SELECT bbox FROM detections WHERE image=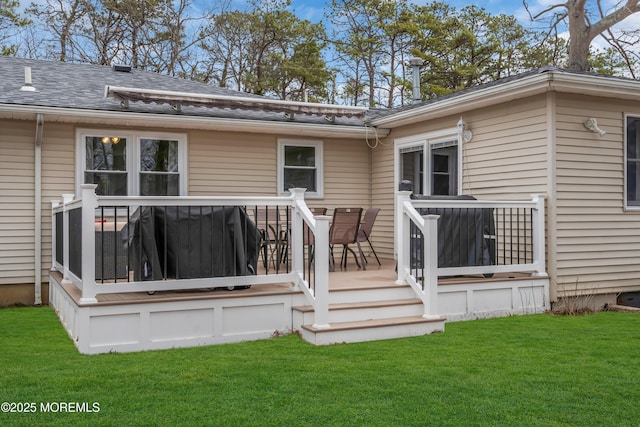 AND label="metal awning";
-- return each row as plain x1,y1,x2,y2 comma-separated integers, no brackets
105,86,368,119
